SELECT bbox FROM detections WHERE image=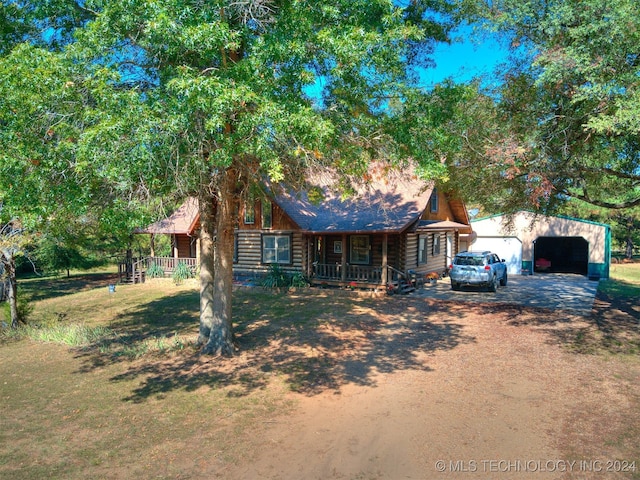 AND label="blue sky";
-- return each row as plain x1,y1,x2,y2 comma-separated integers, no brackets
419,25,512,88
304,25,513,101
